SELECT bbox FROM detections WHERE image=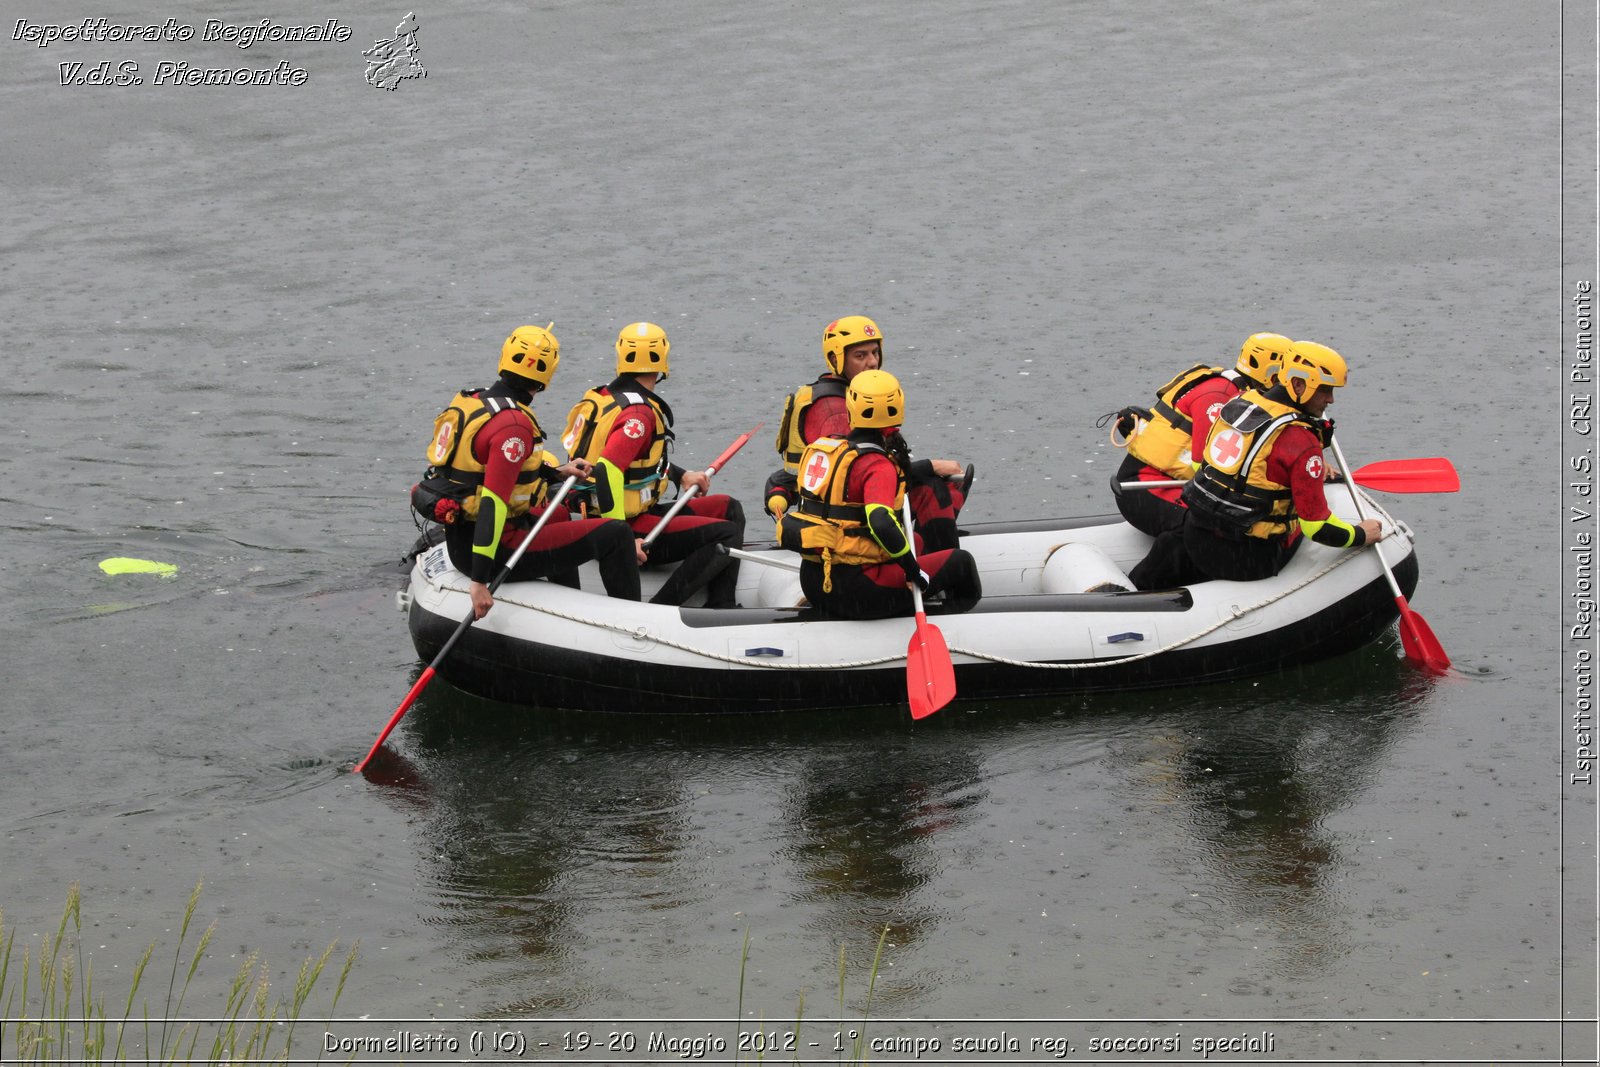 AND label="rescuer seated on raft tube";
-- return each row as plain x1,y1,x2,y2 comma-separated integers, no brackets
1108,331,1294,538
411,324,646,618
561,322,747,608
1126,340,1385,591
764,315,973,552
779,369,982,620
